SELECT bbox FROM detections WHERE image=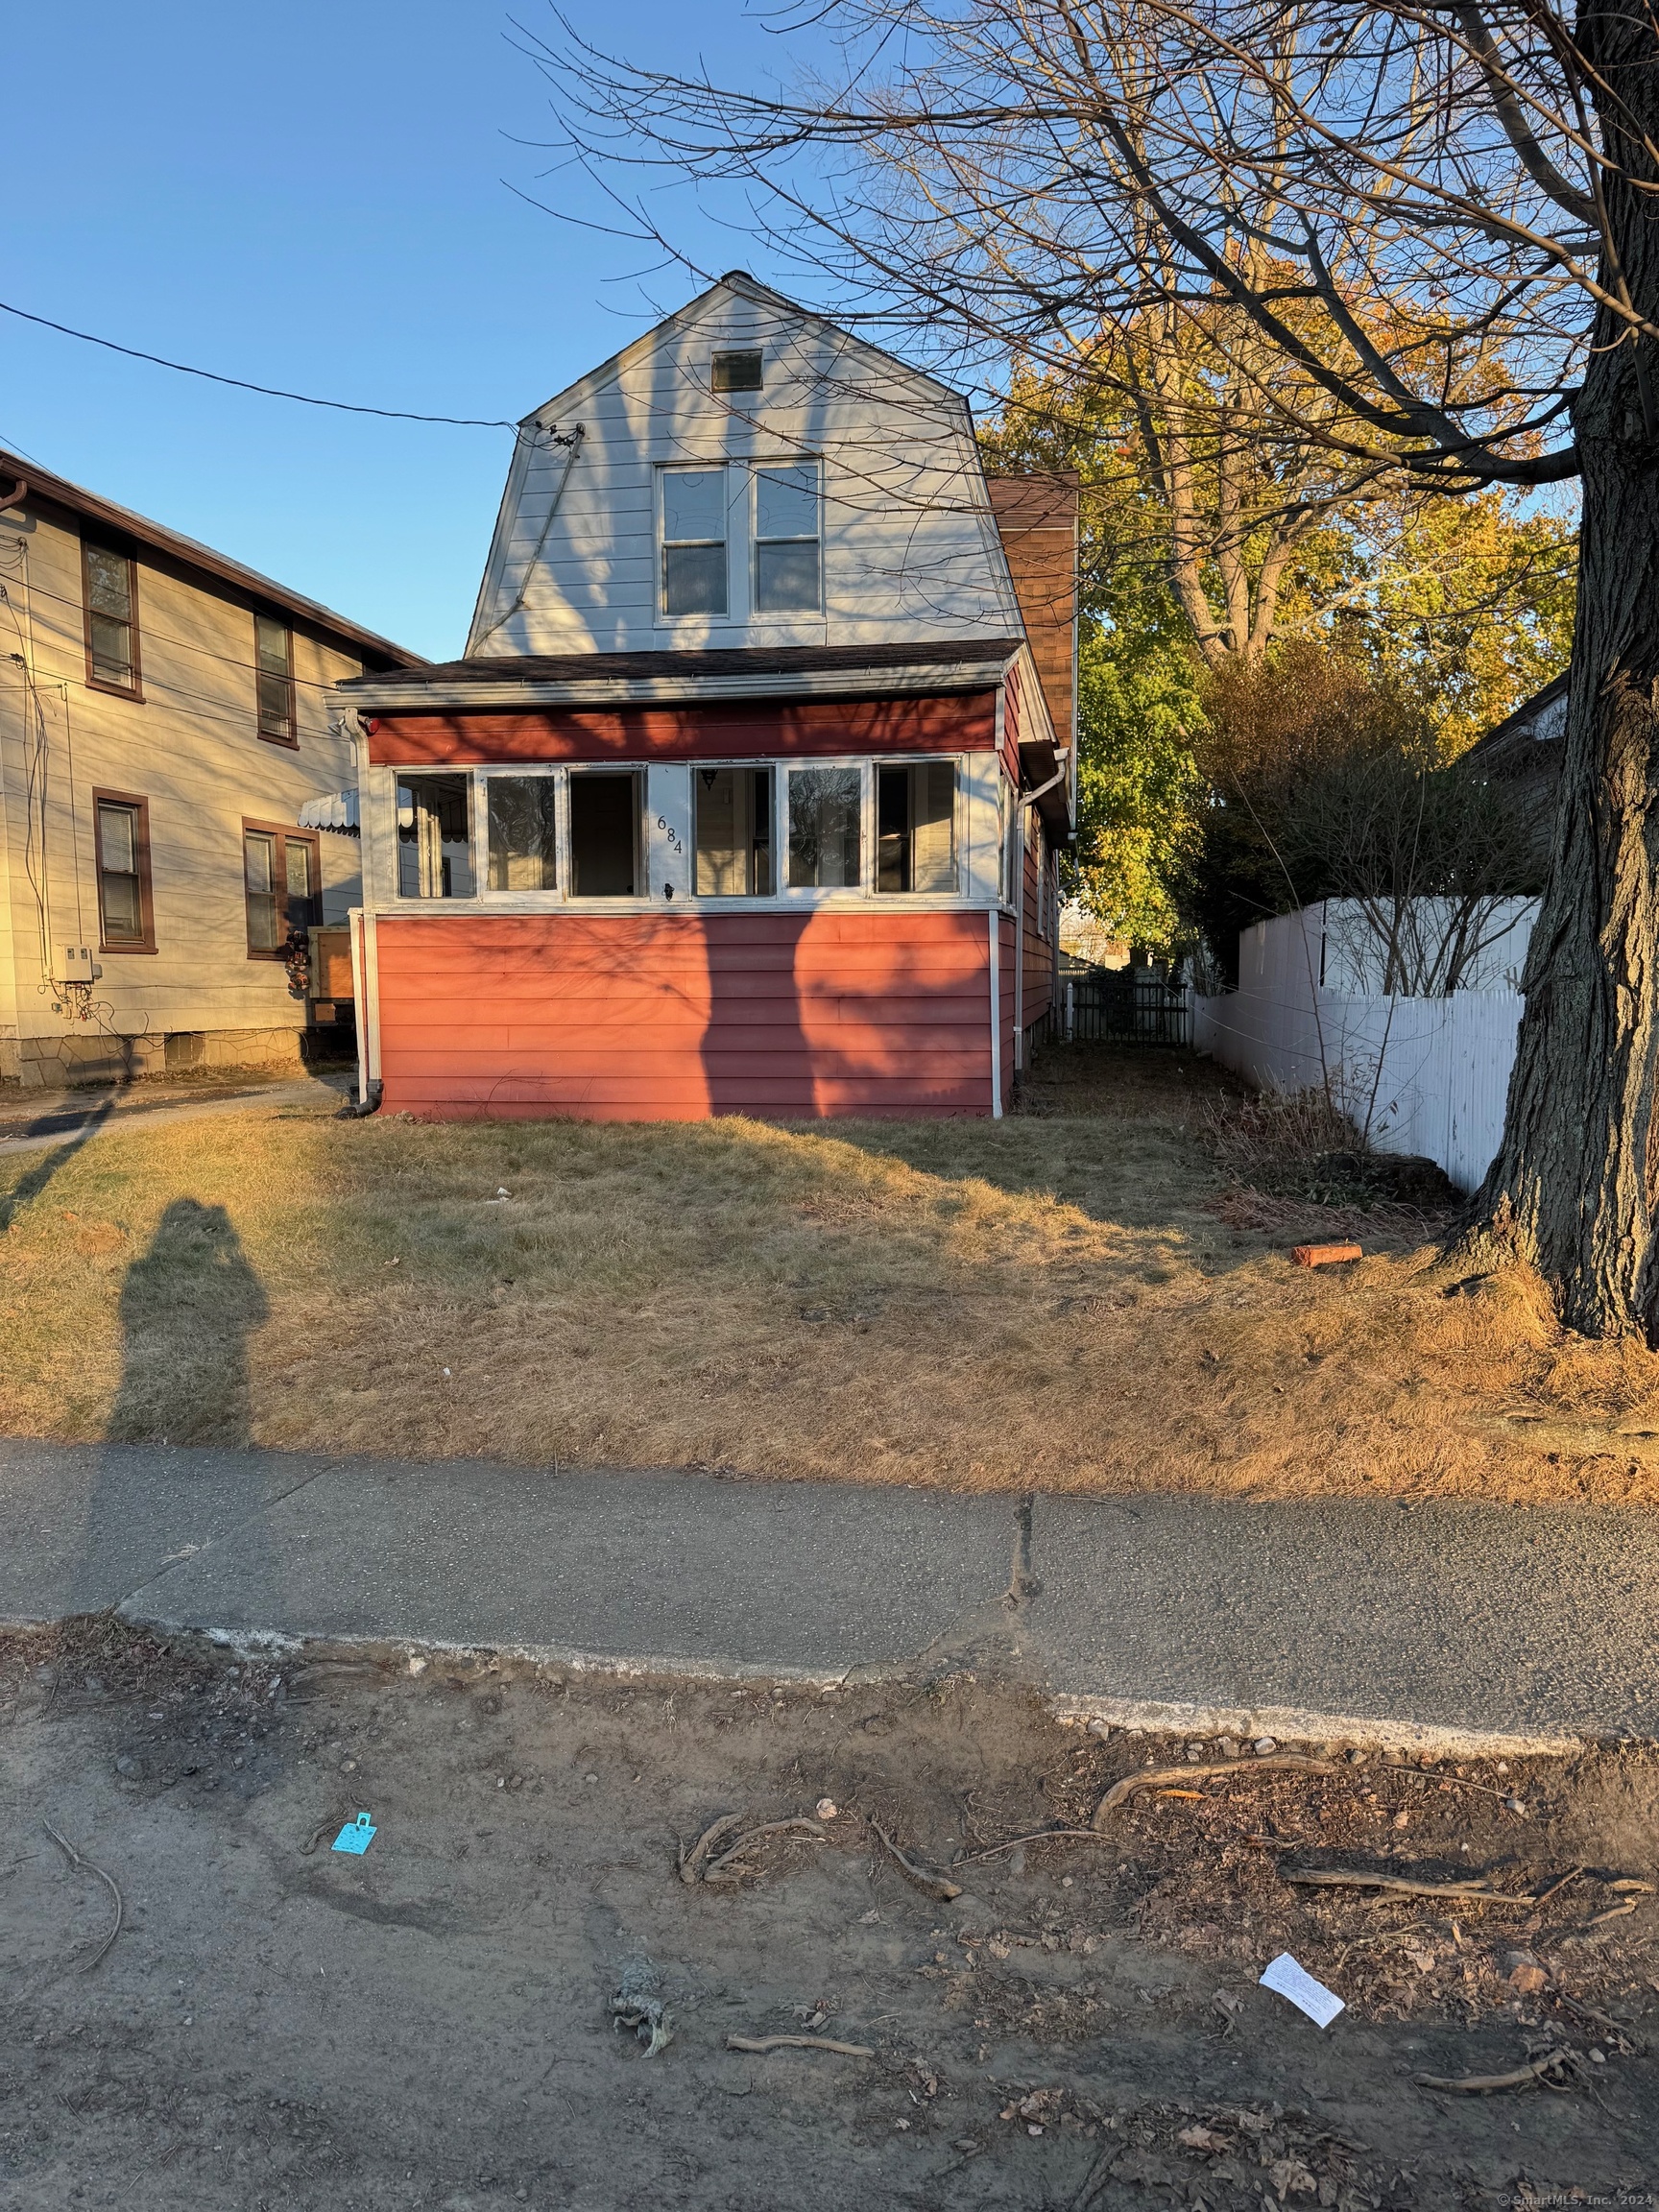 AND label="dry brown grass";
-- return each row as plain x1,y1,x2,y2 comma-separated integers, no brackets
3,1048,1659,1503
